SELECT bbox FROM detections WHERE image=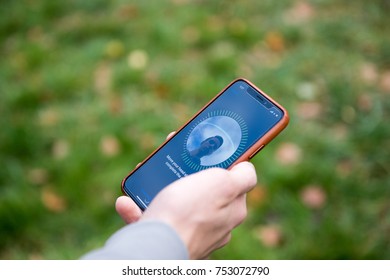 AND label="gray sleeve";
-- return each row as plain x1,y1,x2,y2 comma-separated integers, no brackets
81,220,189,260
